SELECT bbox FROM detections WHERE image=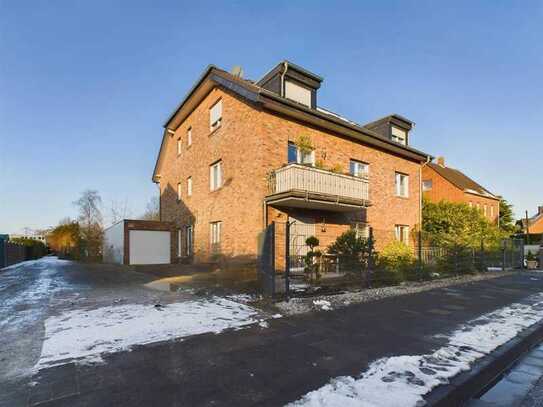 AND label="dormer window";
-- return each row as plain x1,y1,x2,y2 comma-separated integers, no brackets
391,126,407,145
284,80,311,107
